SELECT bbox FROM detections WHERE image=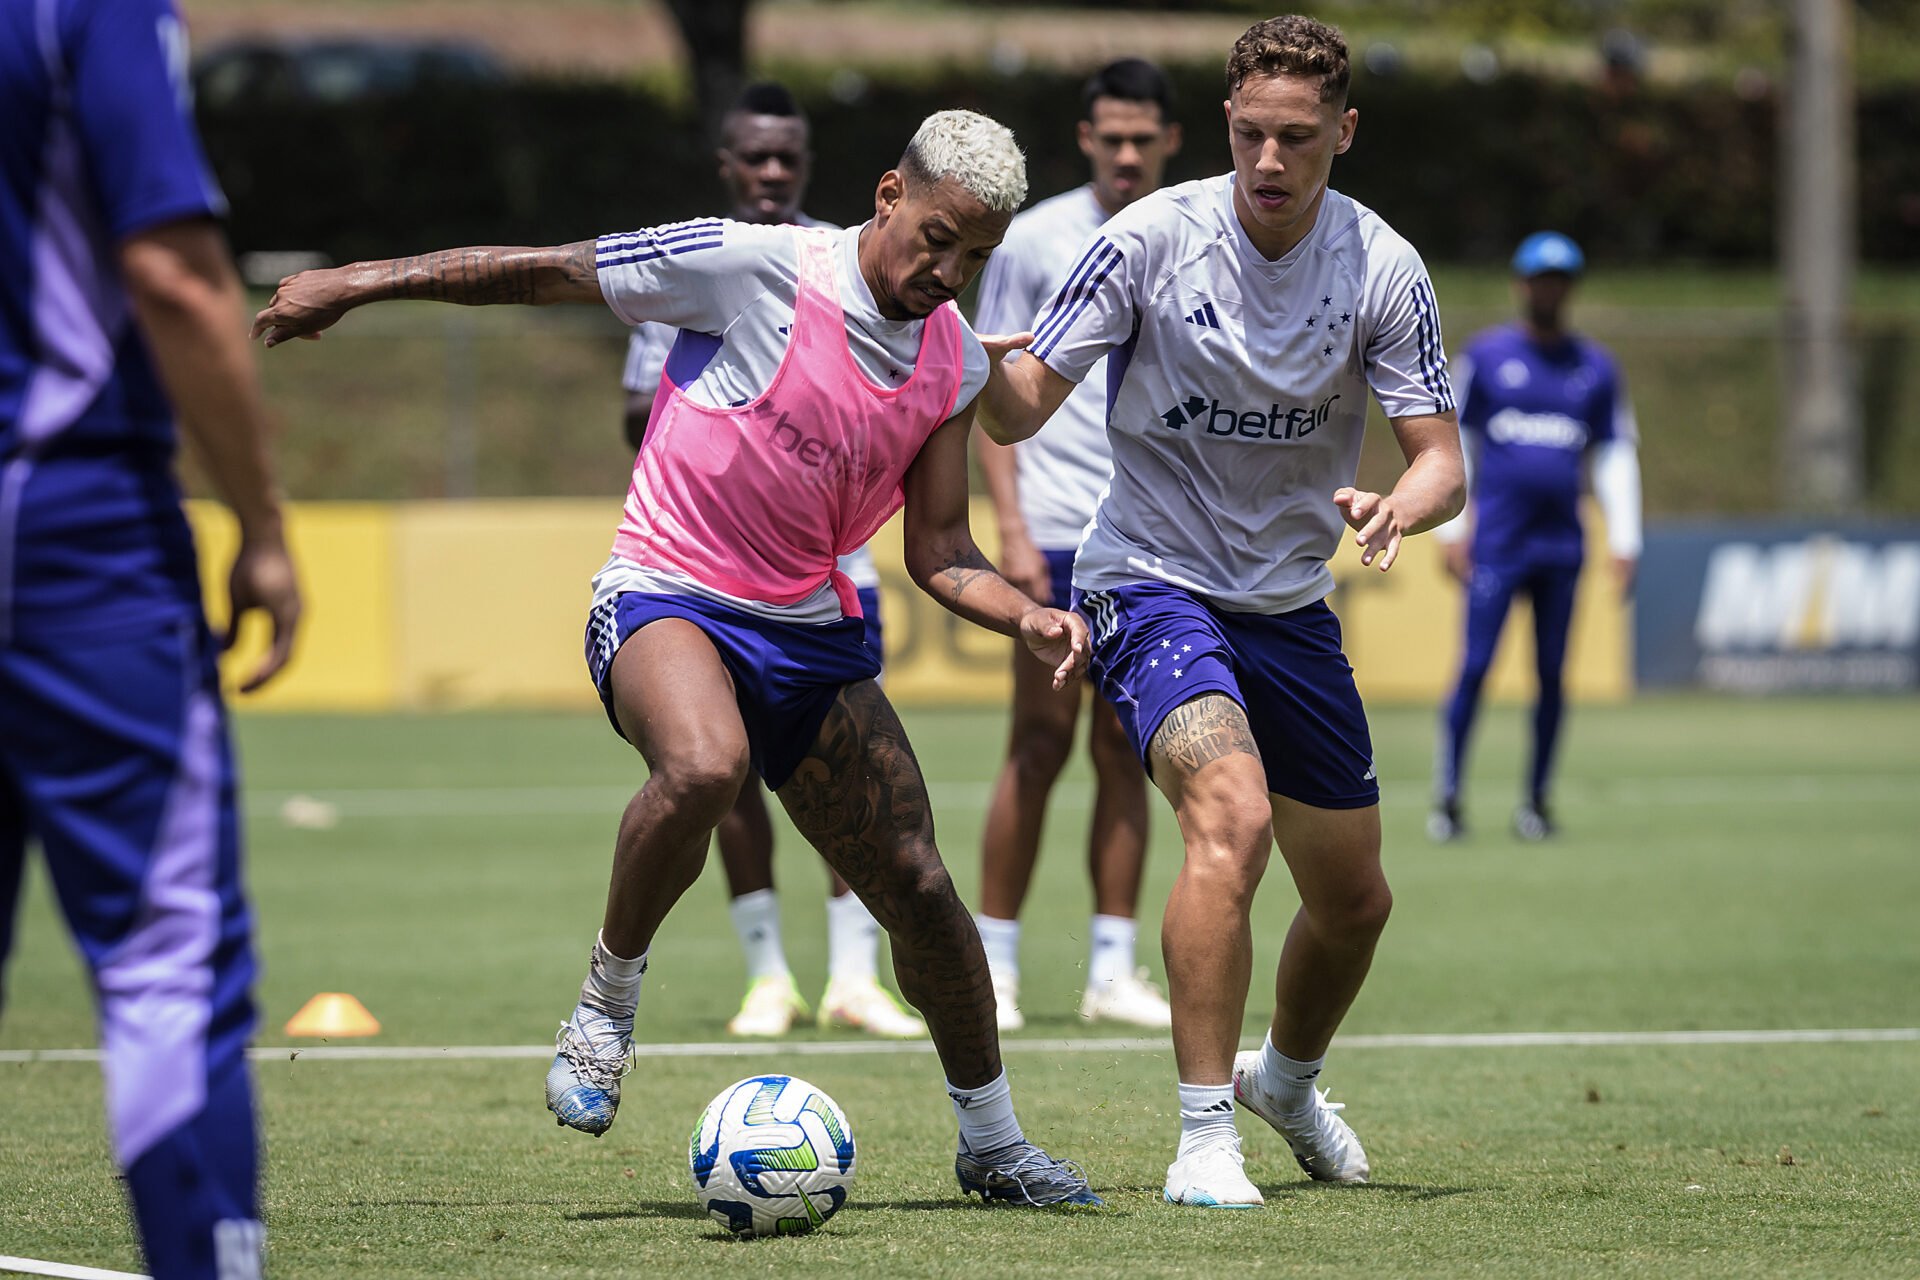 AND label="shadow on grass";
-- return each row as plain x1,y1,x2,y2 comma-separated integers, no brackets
1254,1181,1482,1202
862,1197,1123,1215
570,1201,705,1221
